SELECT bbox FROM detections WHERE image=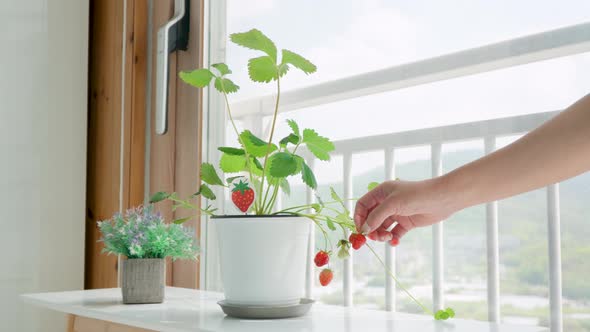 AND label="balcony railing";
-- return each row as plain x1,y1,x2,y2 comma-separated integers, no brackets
204,21,590,332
